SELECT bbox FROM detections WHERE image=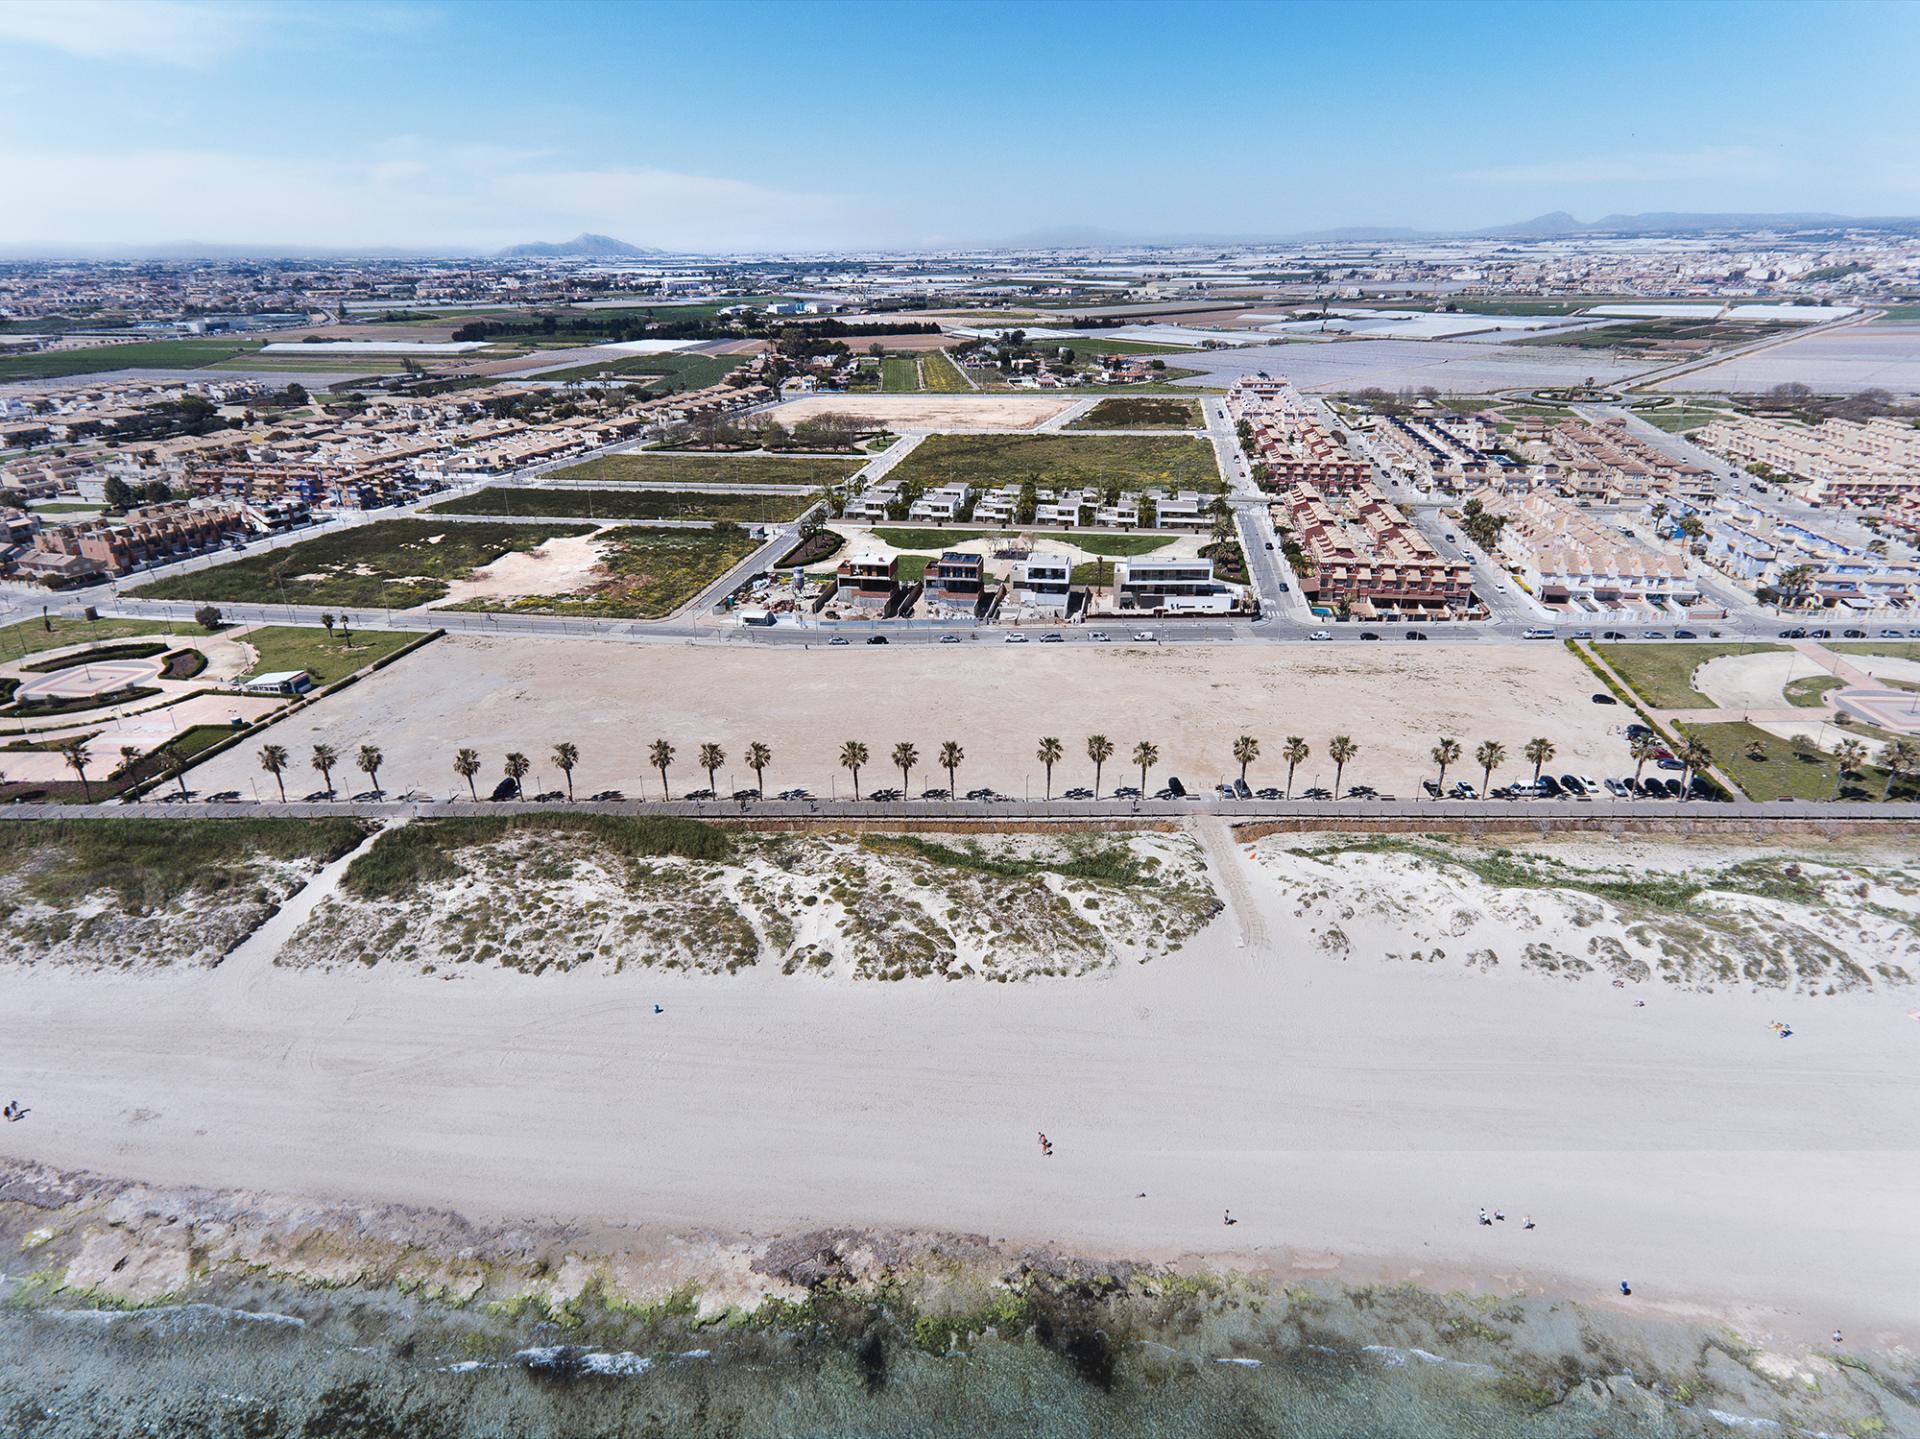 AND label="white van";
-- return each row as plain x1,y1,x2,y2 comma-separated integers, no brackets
1131,630,1156,642
1522,627,1554,640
